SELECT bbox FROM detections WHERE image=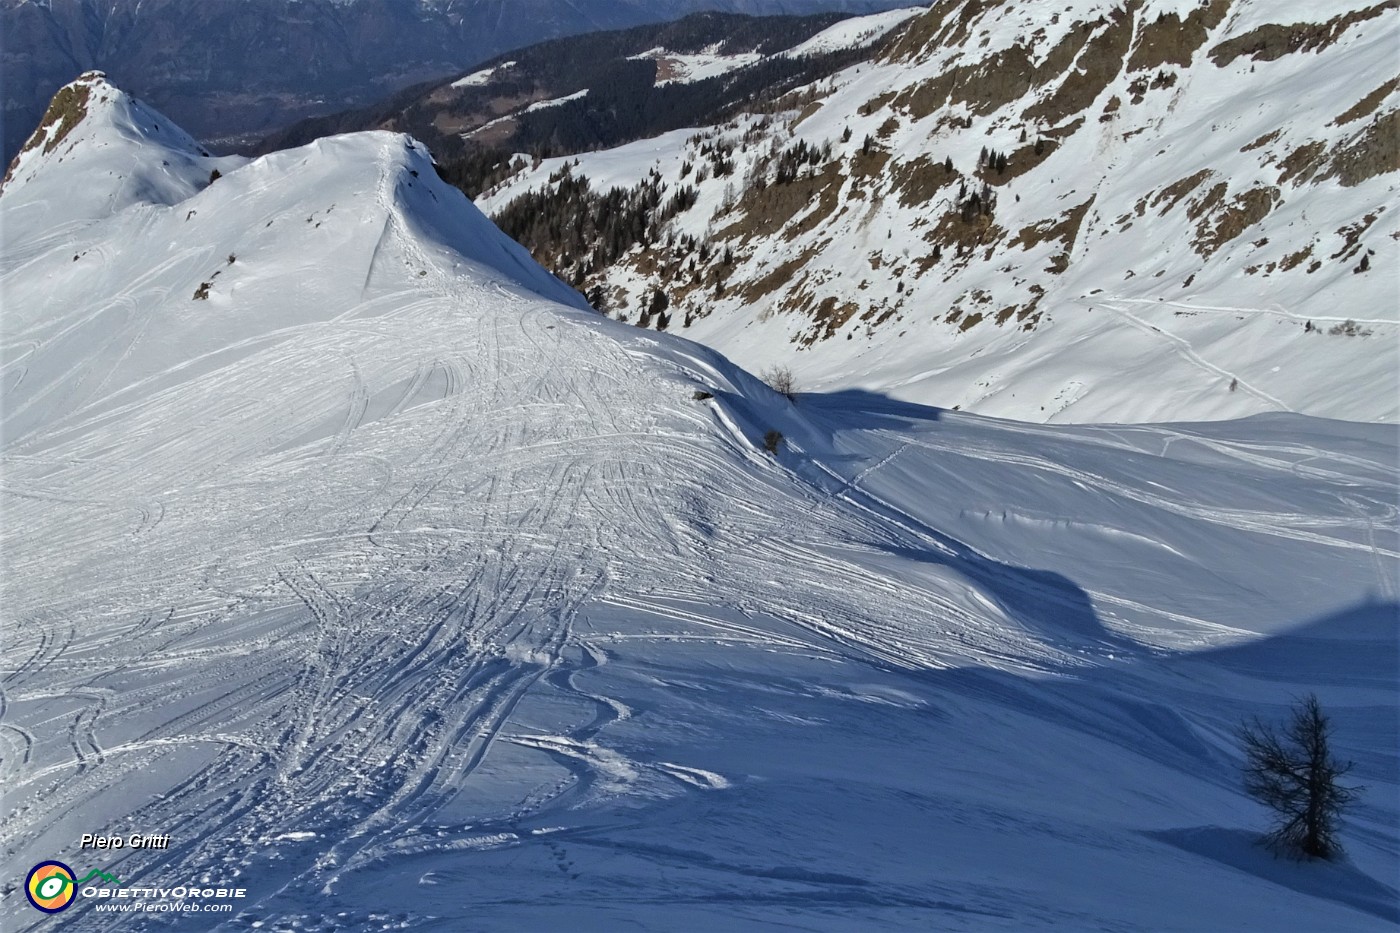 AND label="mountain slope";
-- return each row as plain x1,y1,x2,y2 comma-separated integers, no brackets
1,77,1396,931
473,0,1398,424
